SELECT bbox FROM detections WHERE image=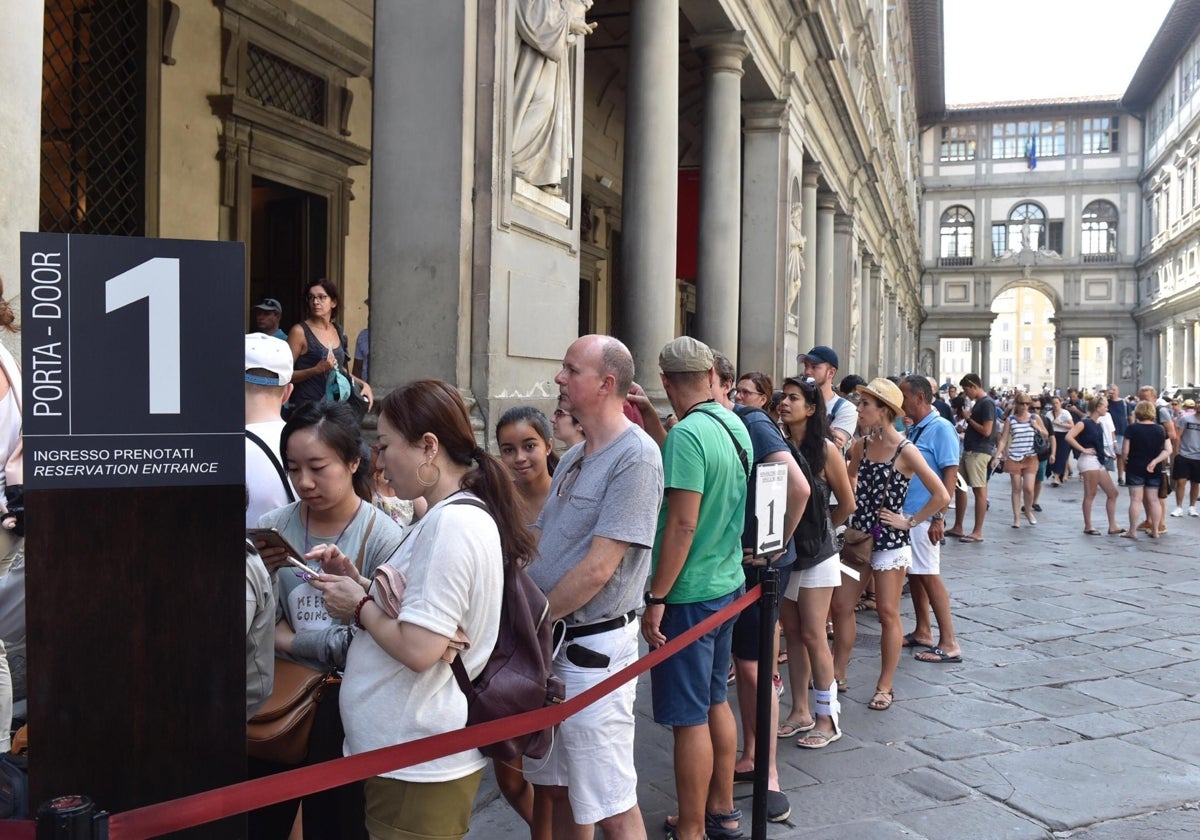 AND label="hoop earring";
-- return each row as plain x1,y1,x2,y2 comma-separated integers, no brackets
416,459,440,488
